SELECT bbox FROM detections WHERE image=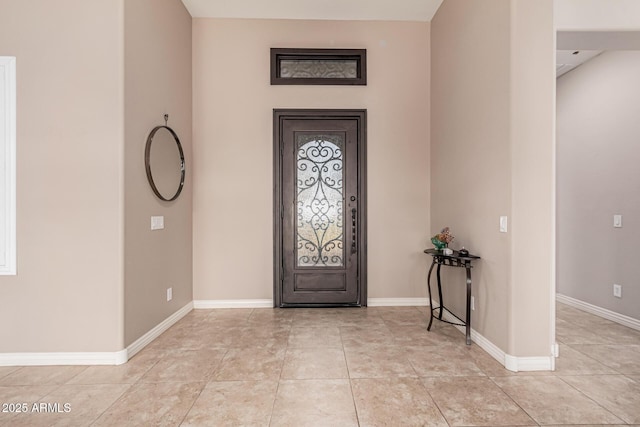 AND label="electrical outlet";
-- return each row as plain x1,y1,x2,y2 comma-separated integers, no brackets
167,287,173,301
471,296,475,311
613,284,622,298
